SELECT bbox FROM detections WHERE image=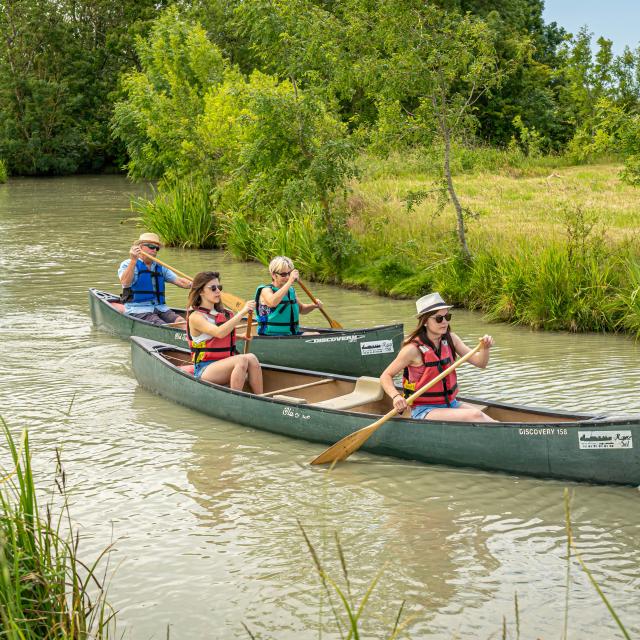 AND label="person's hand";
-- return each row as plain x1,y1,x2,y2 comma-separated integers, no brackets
242,300,257,316
288,269,299,283
129,244,141,260
392,394,407,413
480,334,494,349
314,298,323,309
